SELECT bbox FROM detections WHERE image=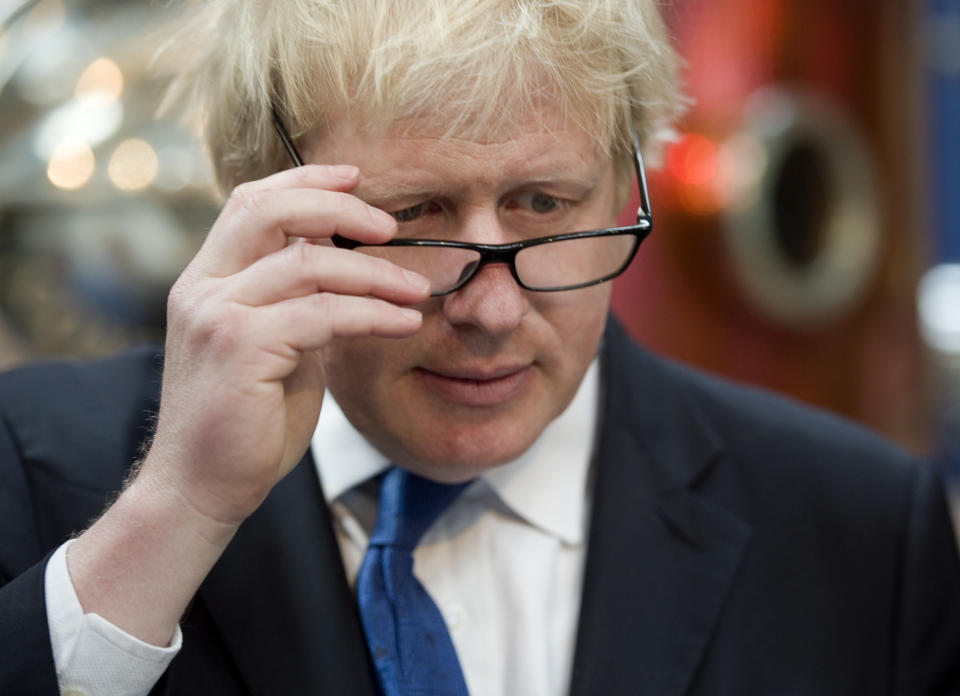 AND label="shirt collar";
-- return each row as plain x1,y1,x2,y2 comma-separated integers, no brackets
311,359,599,546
